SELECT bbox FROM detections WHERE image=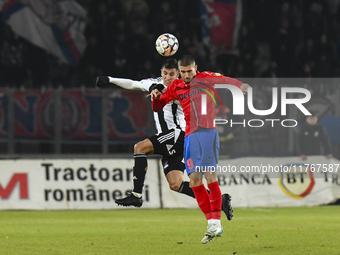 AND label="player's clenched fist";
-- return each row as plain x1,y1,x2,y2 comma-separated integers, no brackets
96,76,110,88
240,83,250,94
148,89,162,100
